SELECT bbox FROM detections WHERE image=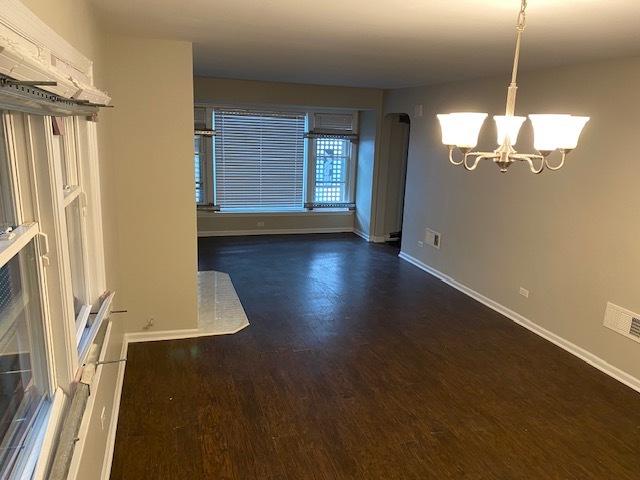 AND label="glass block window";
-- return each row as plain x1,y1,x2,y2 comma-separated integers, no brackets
313,138,351,203
194,136,203,204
